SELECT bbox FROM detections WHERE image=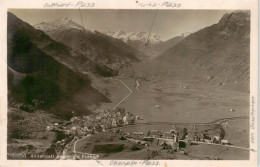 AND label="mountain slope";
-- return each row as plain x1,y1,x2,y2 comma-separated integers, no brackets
8,12,110,119
153,11,250,91
139,34,186,59
35,18,145,70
